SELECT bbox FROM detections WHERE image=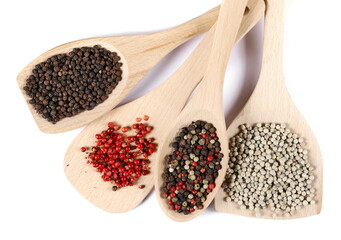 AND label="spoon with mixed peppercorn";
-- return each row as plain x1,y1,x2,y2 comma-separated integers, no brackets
64,0,264,213
17,6,222,134
155,0,251,221
215,0,323,219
